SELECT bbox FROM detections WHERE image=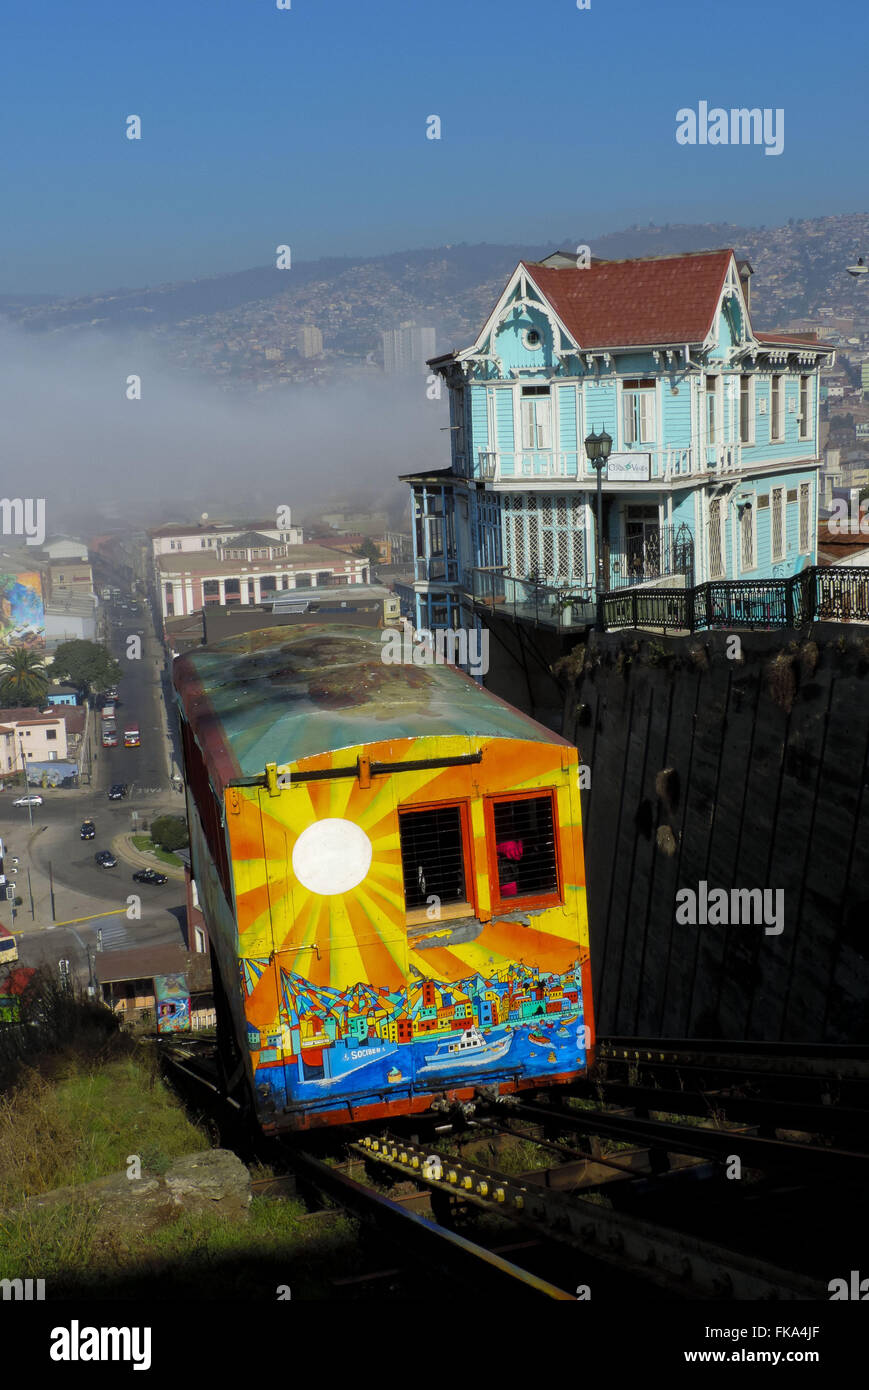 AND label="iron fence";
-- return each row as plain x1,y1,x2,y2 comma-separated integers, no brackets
599,565,869,633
